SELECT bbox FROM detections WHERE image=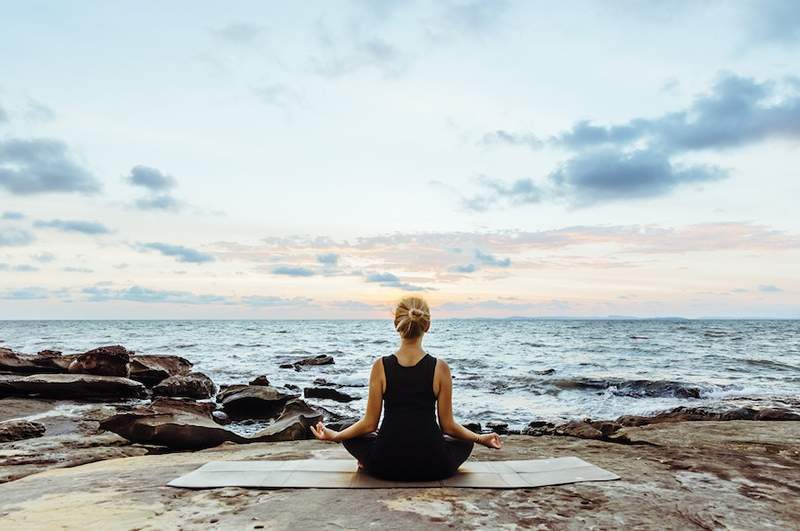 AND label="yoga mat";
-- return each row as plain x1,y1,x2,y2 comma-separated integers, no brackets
168,457,619,489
